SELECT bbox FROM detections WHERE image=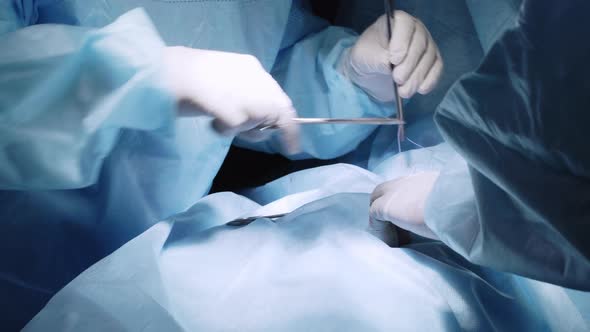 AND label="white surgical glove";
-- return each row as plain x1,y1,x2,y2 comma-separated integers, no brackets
162,46,299,154
370,171,440,239
341,11,443,102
